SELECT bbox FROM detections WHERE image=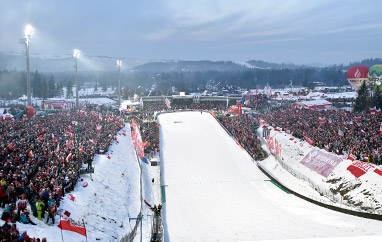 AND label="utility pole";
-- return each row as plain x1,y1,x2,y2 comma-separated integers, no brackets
73,49,80,110
20,24,34,106
116,60,122,108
